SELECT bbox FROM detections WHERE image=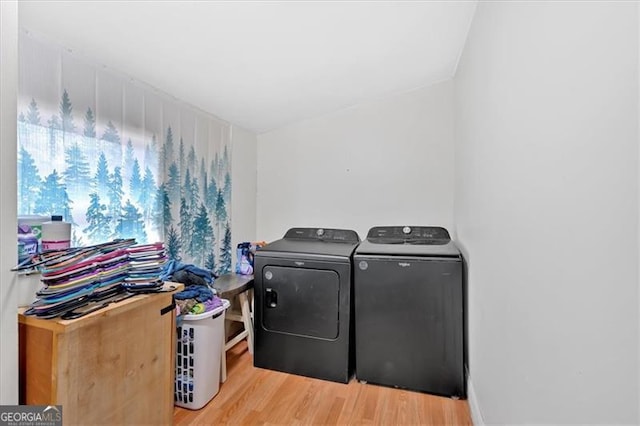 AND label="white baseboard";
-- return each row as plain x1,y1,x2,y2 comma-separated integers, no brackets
467,373,485,426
